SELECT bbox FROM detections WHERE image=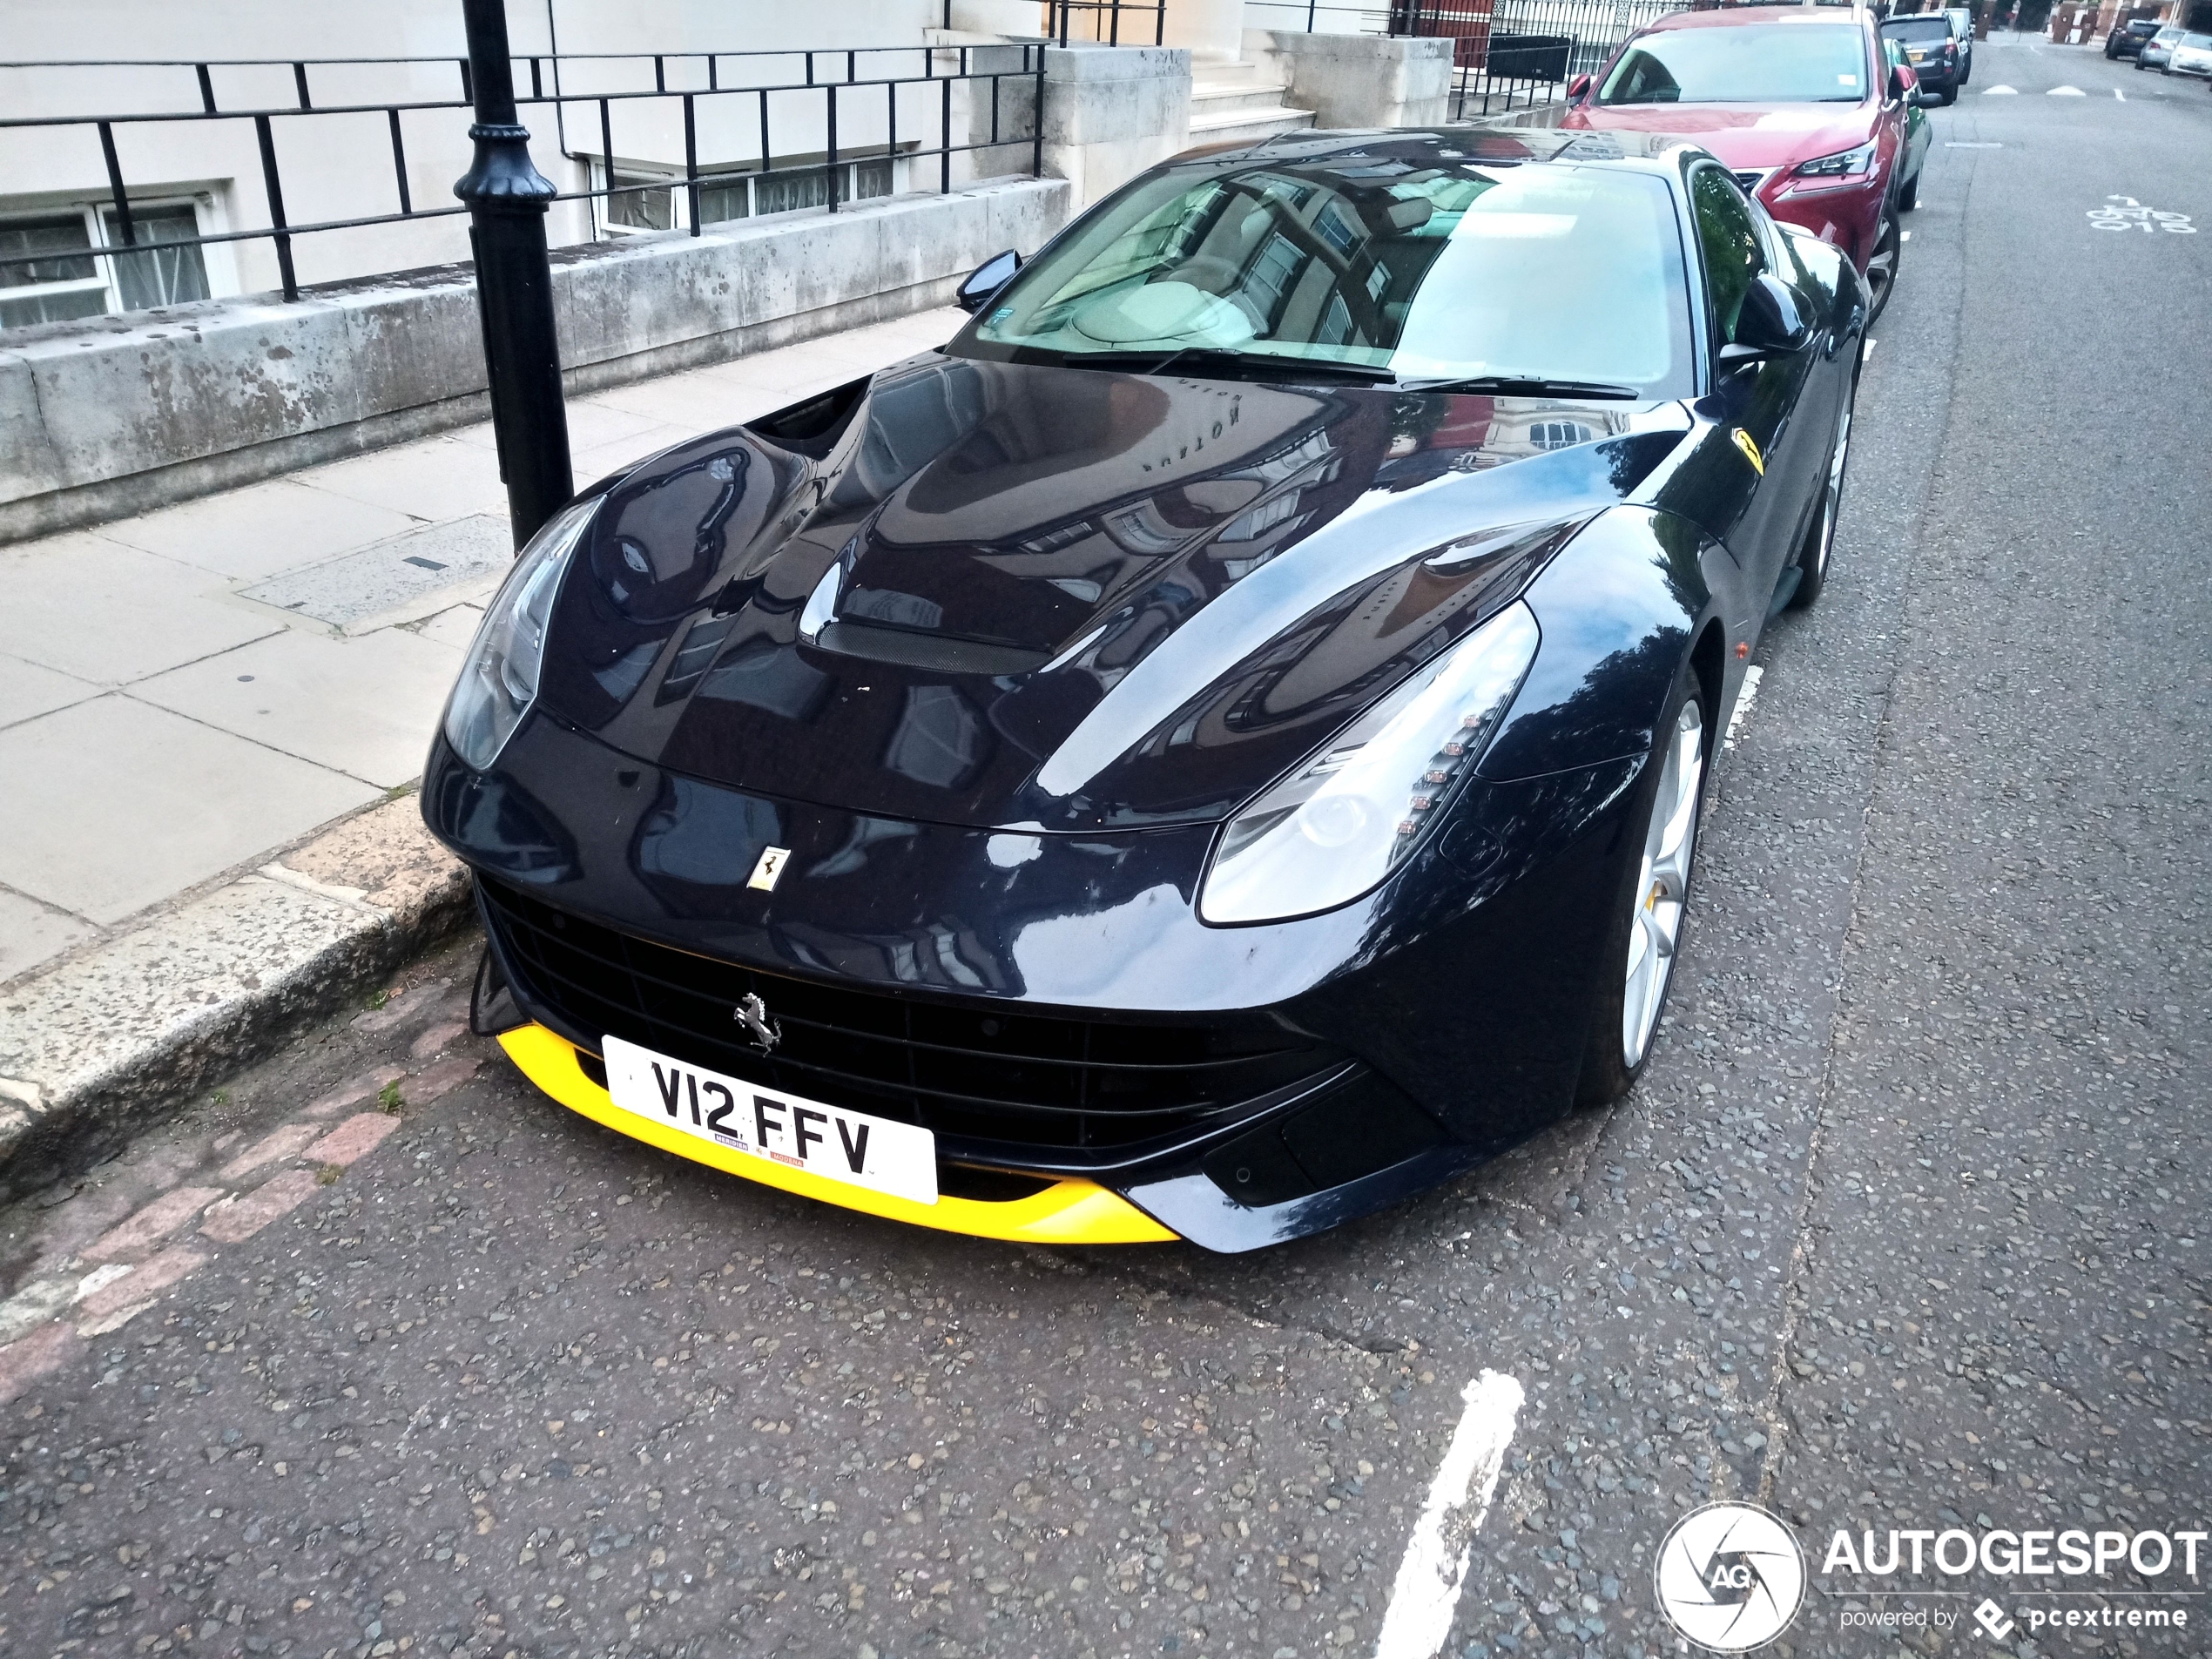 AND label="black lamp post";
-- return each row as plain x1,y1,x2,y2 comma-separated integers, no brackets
454,0,574,550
